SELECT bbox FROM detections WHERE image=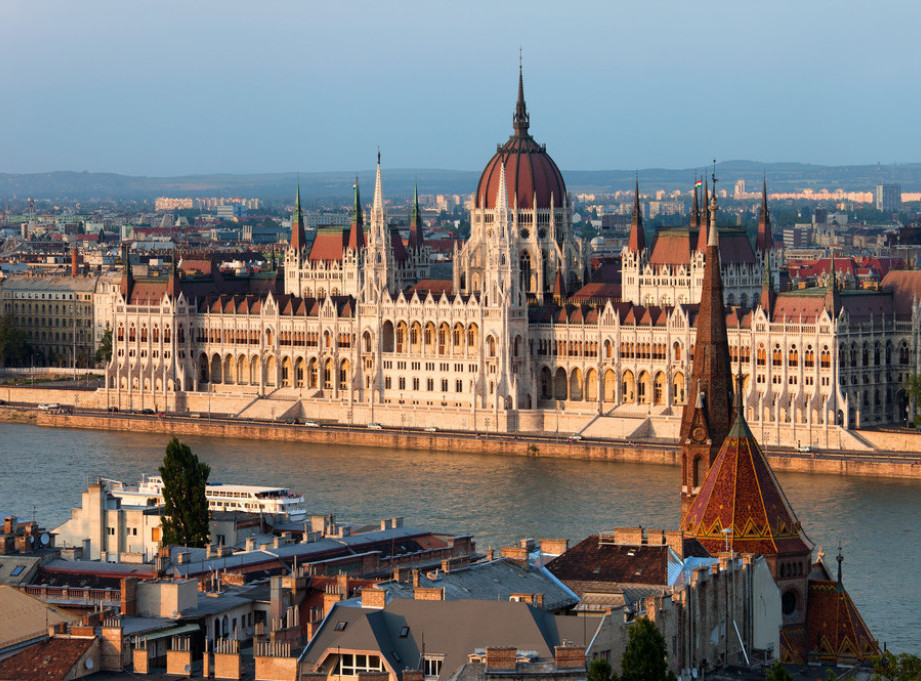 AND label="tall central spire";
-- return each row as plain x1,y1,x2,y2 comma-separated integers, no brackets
513,53,530,137
680,168,734,519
